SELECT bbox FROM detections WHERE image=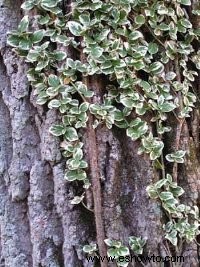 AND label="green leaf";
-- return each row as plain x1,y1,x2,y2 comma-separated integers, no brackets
179,0,191,5
96,28,110,42
159,23,170,31
49,124,66,136
79,102,89,112
36,97,48,105
115,121,129,128
140,81,151,91
165,230,178,246
174,150,186,158
126,121,148,141
45,29,56,36
135,15,145,25
114,110,124,121
118,246,129,256
65,127,78,141
180,18,192,28
148,43,158,54
129,236,146,255
112,240,122,248
68,21,83,36
164,221,174,233
19,39,31,50
160,192,174,201
48,75,60,87
166,174,173,183
41,0,60,8
71,195,84,205
146,185,159,199
67,58,76,69
21,1,35,10
149,62,164,75
27,50,39,62
170,186,185,197
117,260,129,267
42,5,62,14
129,31,143,41
74,148,83,161
65,169,87,181
154,178,168,189
79,13,90,26
120,97,135,108
46,87,59,97
55,35,70,45
38,15,50,25
48,99,61,109
90,46,104,58
136,104,147,116
83,244,97,253
104,239,114,247
79,160,88,168
32,30,45,43
67,158,80,170
133,61,145,70
107,248,118,258
126,125,148,141
35,59,49,71
83,90,94,98
166,150,186,163
90,2,102,10
18,16,29,32
54,51,67,61
89,104,101,114
159,102,176,112
165,72,176,81
7,35,20,47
